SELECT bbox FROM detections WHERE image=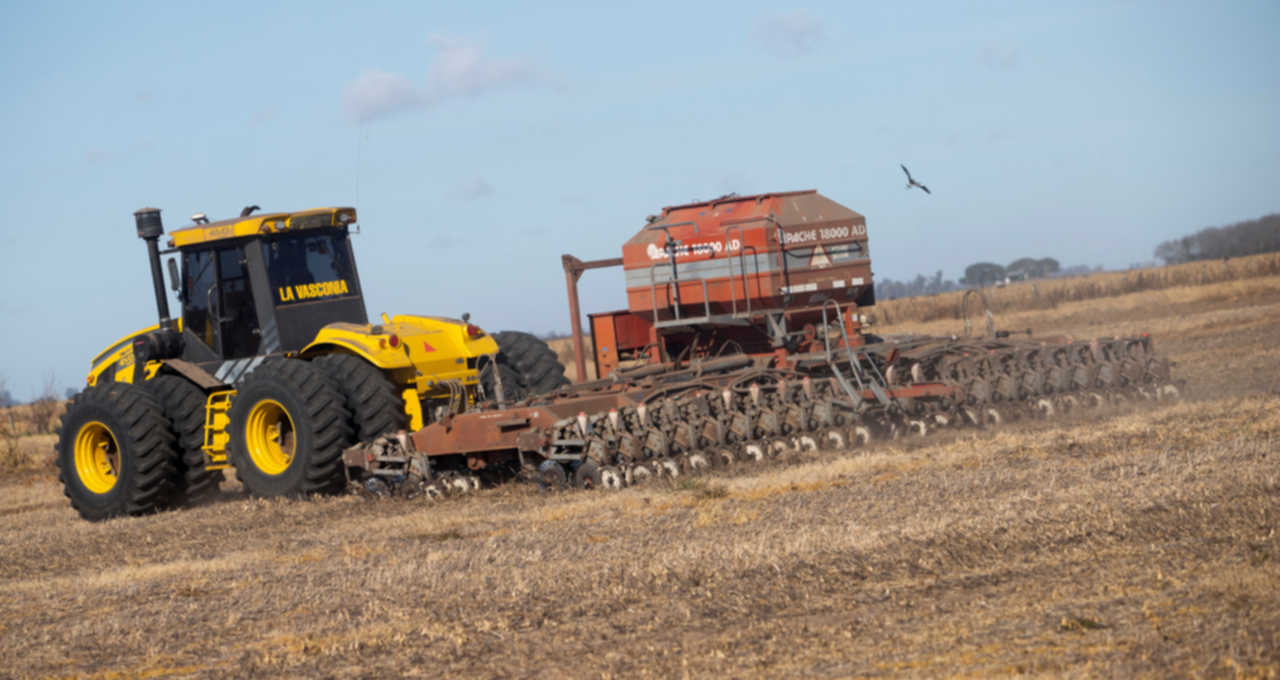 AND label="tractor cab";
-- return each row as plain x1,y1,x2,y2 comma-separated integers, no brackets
164,208,366,371
167,208,366,365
